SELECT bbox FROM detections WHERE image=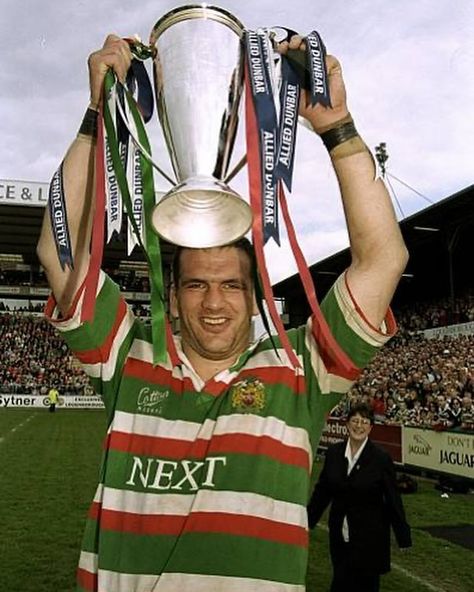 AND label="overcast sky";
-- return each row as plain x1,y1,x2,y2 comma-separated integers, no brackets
1,0,473,283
